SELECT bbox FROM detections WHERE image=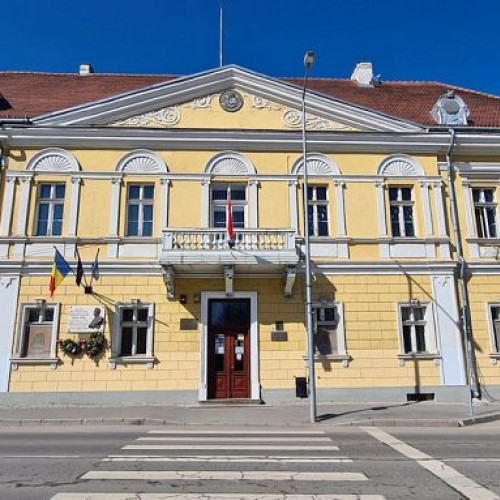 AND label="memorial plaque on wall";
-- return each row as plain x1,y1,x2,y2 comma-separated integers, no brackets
180,318,198,331
68,306,106,333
